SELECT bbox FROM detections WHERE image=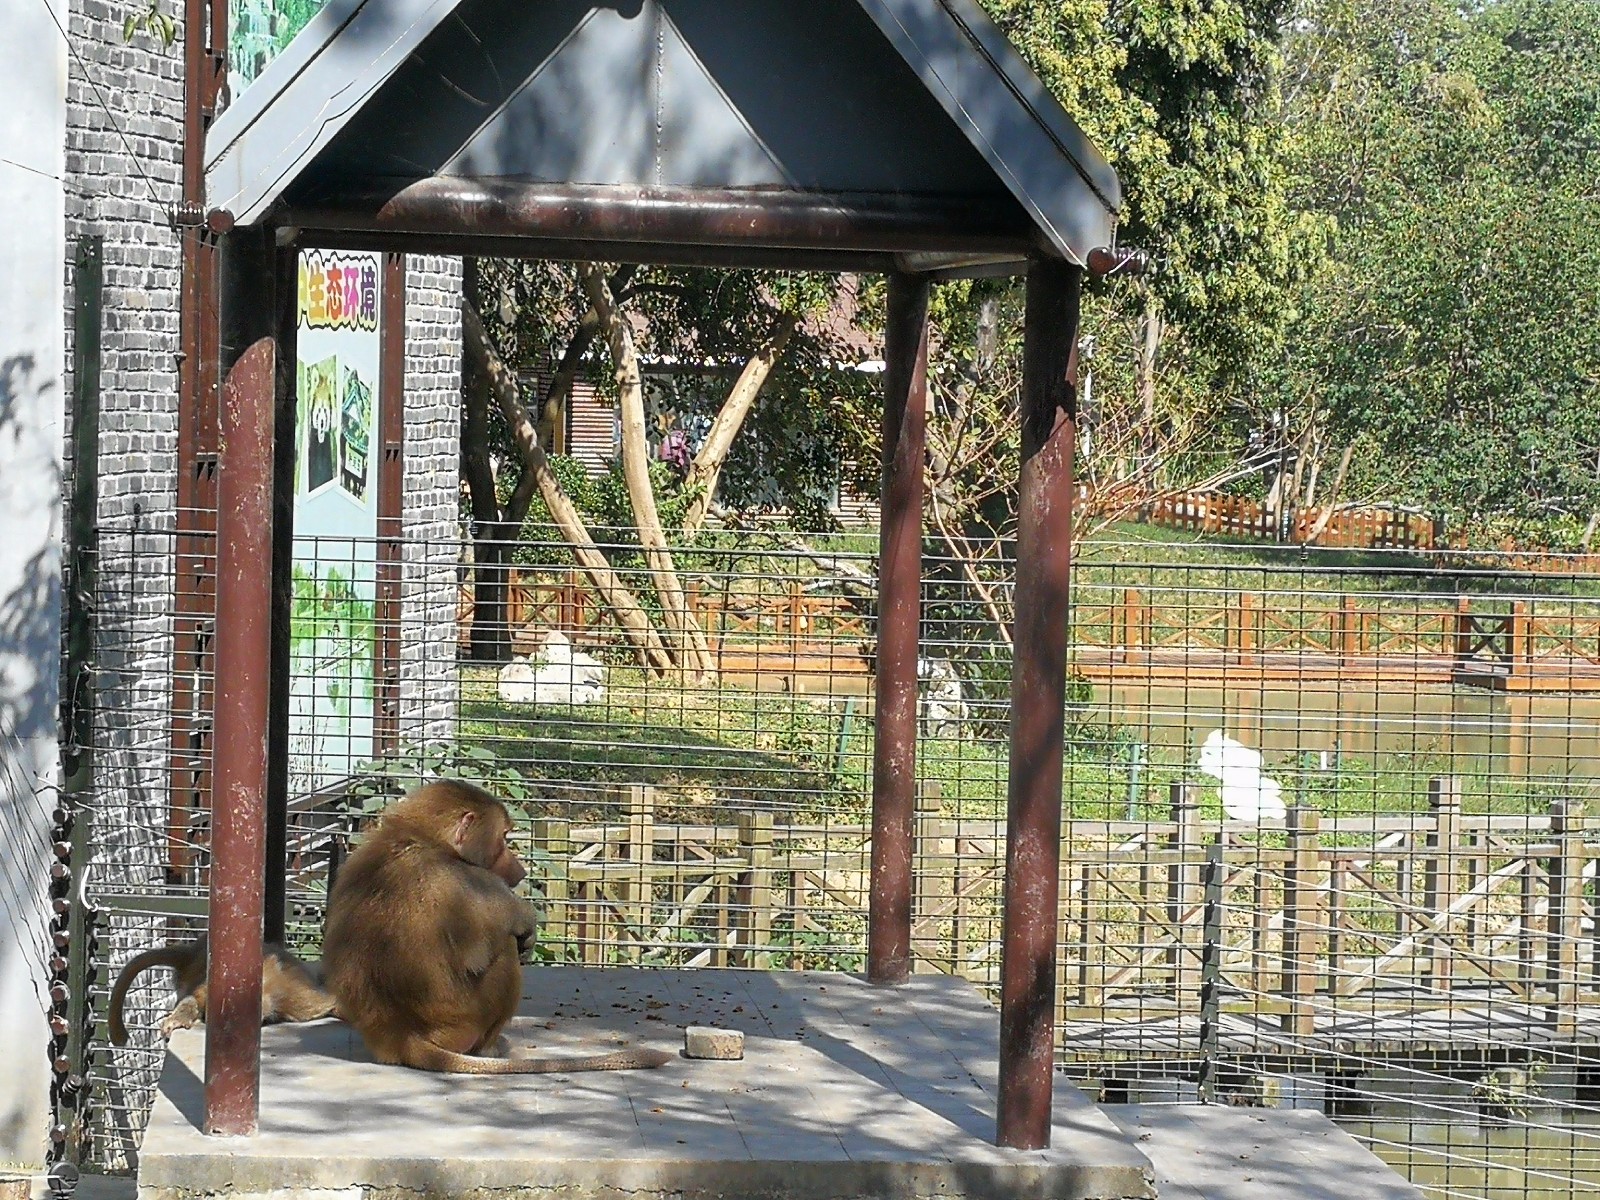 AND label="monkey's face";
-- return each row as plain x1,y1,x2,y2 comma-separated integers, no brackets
485,821,528,889
454,806,528,889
